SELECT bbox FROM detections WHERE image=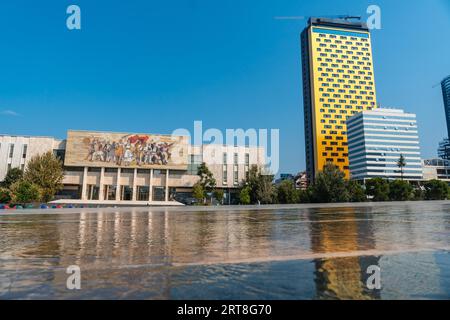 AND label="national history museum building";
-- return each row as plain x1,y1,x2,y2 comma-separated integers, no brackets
0,130,266,206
